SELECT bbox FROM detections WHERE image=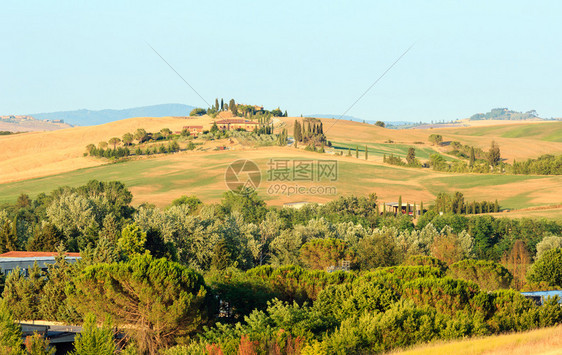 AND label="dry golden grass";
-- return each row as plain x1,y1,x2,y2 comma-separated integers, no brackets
391,325,562,355
280,117,562,162
0,116,211,183
455,119,548,127
2,116,559,185
1,116,561,211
